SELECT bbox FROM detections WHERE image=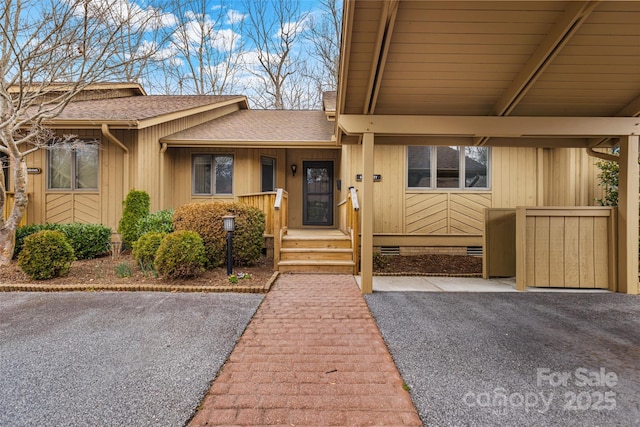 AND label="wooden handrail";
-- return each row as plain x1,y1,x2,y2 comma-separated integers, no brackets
350,187,359,211
274,188,284,210
237,189,288,271
338,187,360,274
